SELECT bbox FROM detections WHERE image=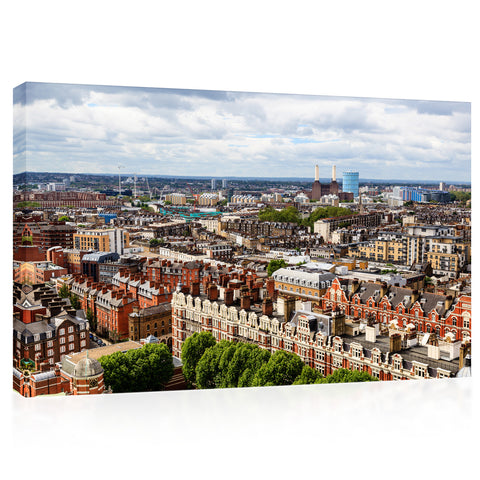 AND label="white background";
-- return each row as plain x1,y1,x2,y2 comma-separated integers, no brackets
1,1,477,478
